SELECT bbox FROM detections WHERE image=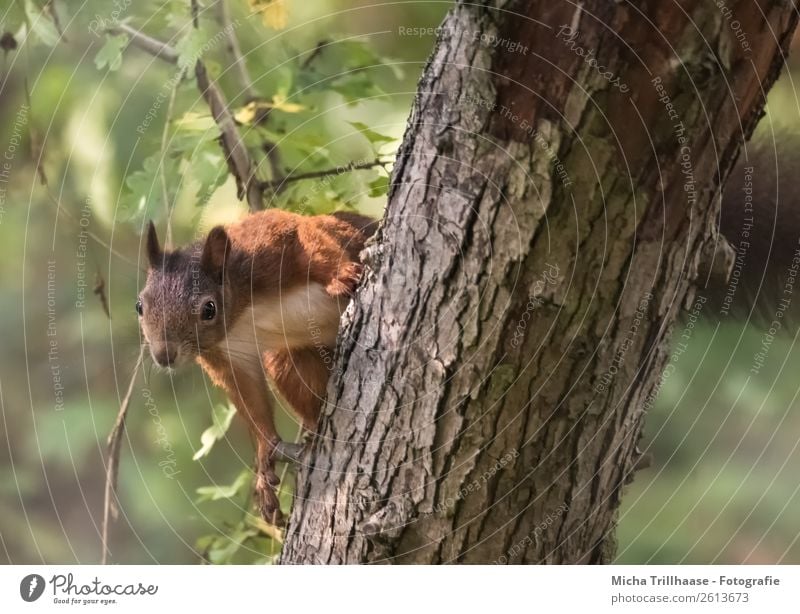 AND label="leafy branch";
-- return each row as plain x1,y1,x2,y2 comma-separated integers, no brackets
260,157,394,190
106,19,264,211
